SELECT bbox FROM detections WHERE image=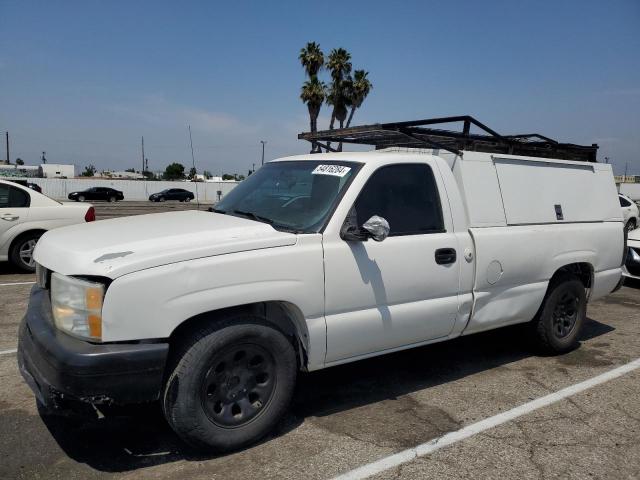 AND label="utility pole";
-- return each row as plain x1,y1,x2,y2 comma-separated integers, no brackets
5,132,9,164
625,161,629,181
141,136,145,174
260,140,267,166
41,151,46,164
